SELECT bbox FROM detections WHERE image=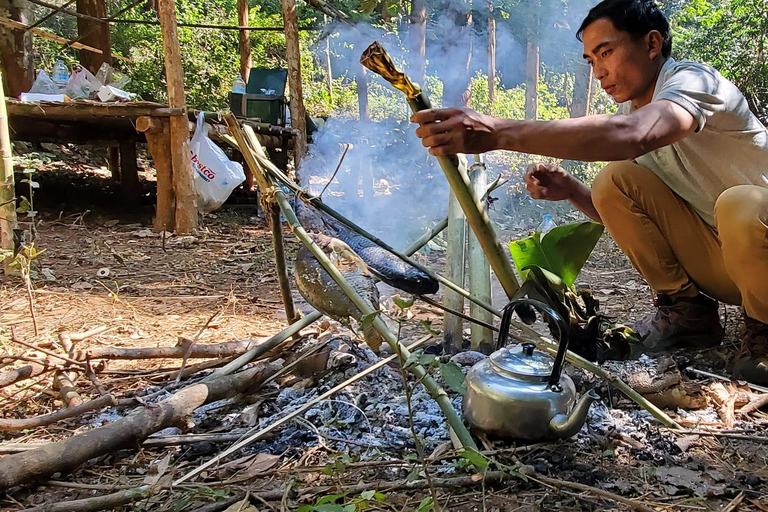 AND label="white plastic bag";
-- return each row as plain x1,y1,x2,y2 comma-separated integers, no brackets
190,112,245,212
66,65,101,99
28,70,58,94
